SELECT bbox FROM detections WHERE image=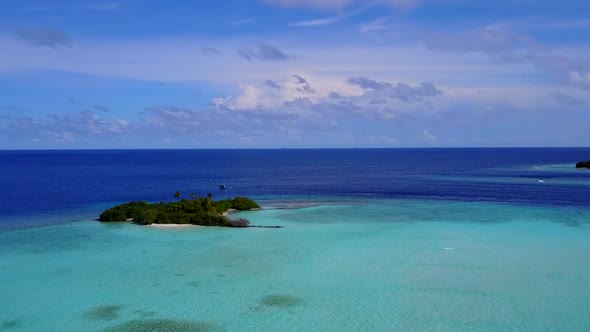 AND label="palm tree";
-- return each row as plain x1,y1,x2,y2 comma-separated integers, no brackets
174,190,182,200
190,192,196,200
205,194,213,212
